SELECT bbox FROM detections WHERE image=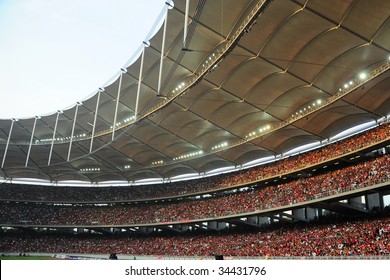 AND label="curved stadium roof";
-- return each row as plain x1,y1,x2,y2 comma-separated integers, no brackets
0,0,389,185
